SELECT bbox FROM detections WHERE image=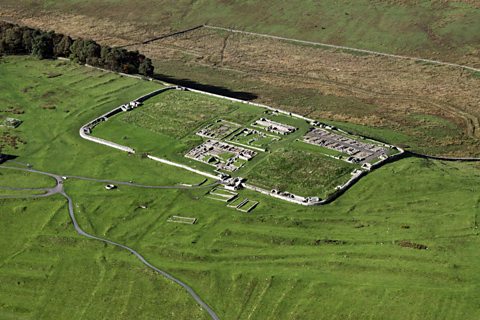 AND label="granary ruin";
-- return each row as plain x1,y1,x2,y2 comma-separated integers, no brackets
302,128,388,164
